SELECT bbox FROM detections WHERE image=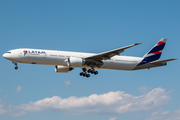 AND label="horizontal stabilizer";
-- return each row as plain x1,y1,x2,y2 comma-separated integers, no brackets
150,58,177,64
